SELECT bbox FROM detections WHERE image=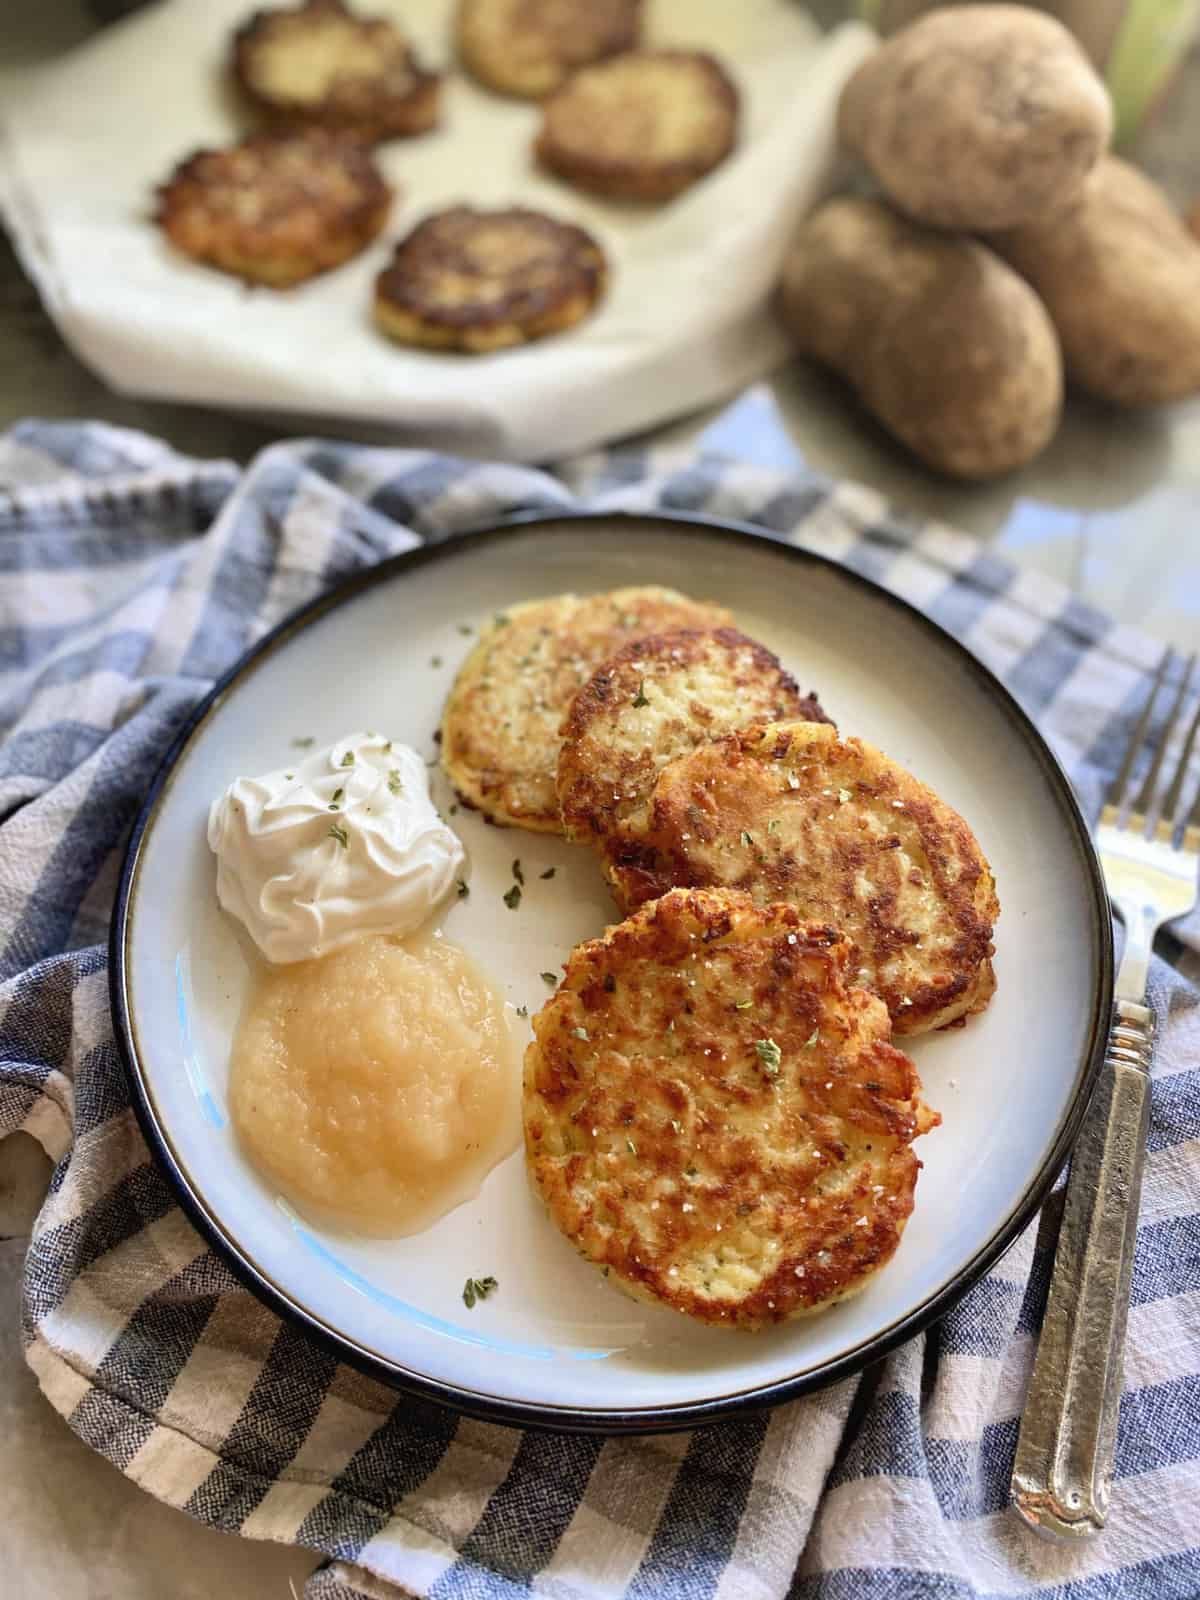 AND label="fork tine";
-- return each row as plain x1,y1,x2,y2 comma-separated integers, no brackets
1106,648,1173,811
1160,674,1200,832
1133,651,1196,816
